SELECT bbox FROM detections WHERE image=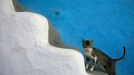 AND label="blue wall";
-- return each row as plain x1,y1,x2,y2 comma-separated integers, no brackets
19,0,134,75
